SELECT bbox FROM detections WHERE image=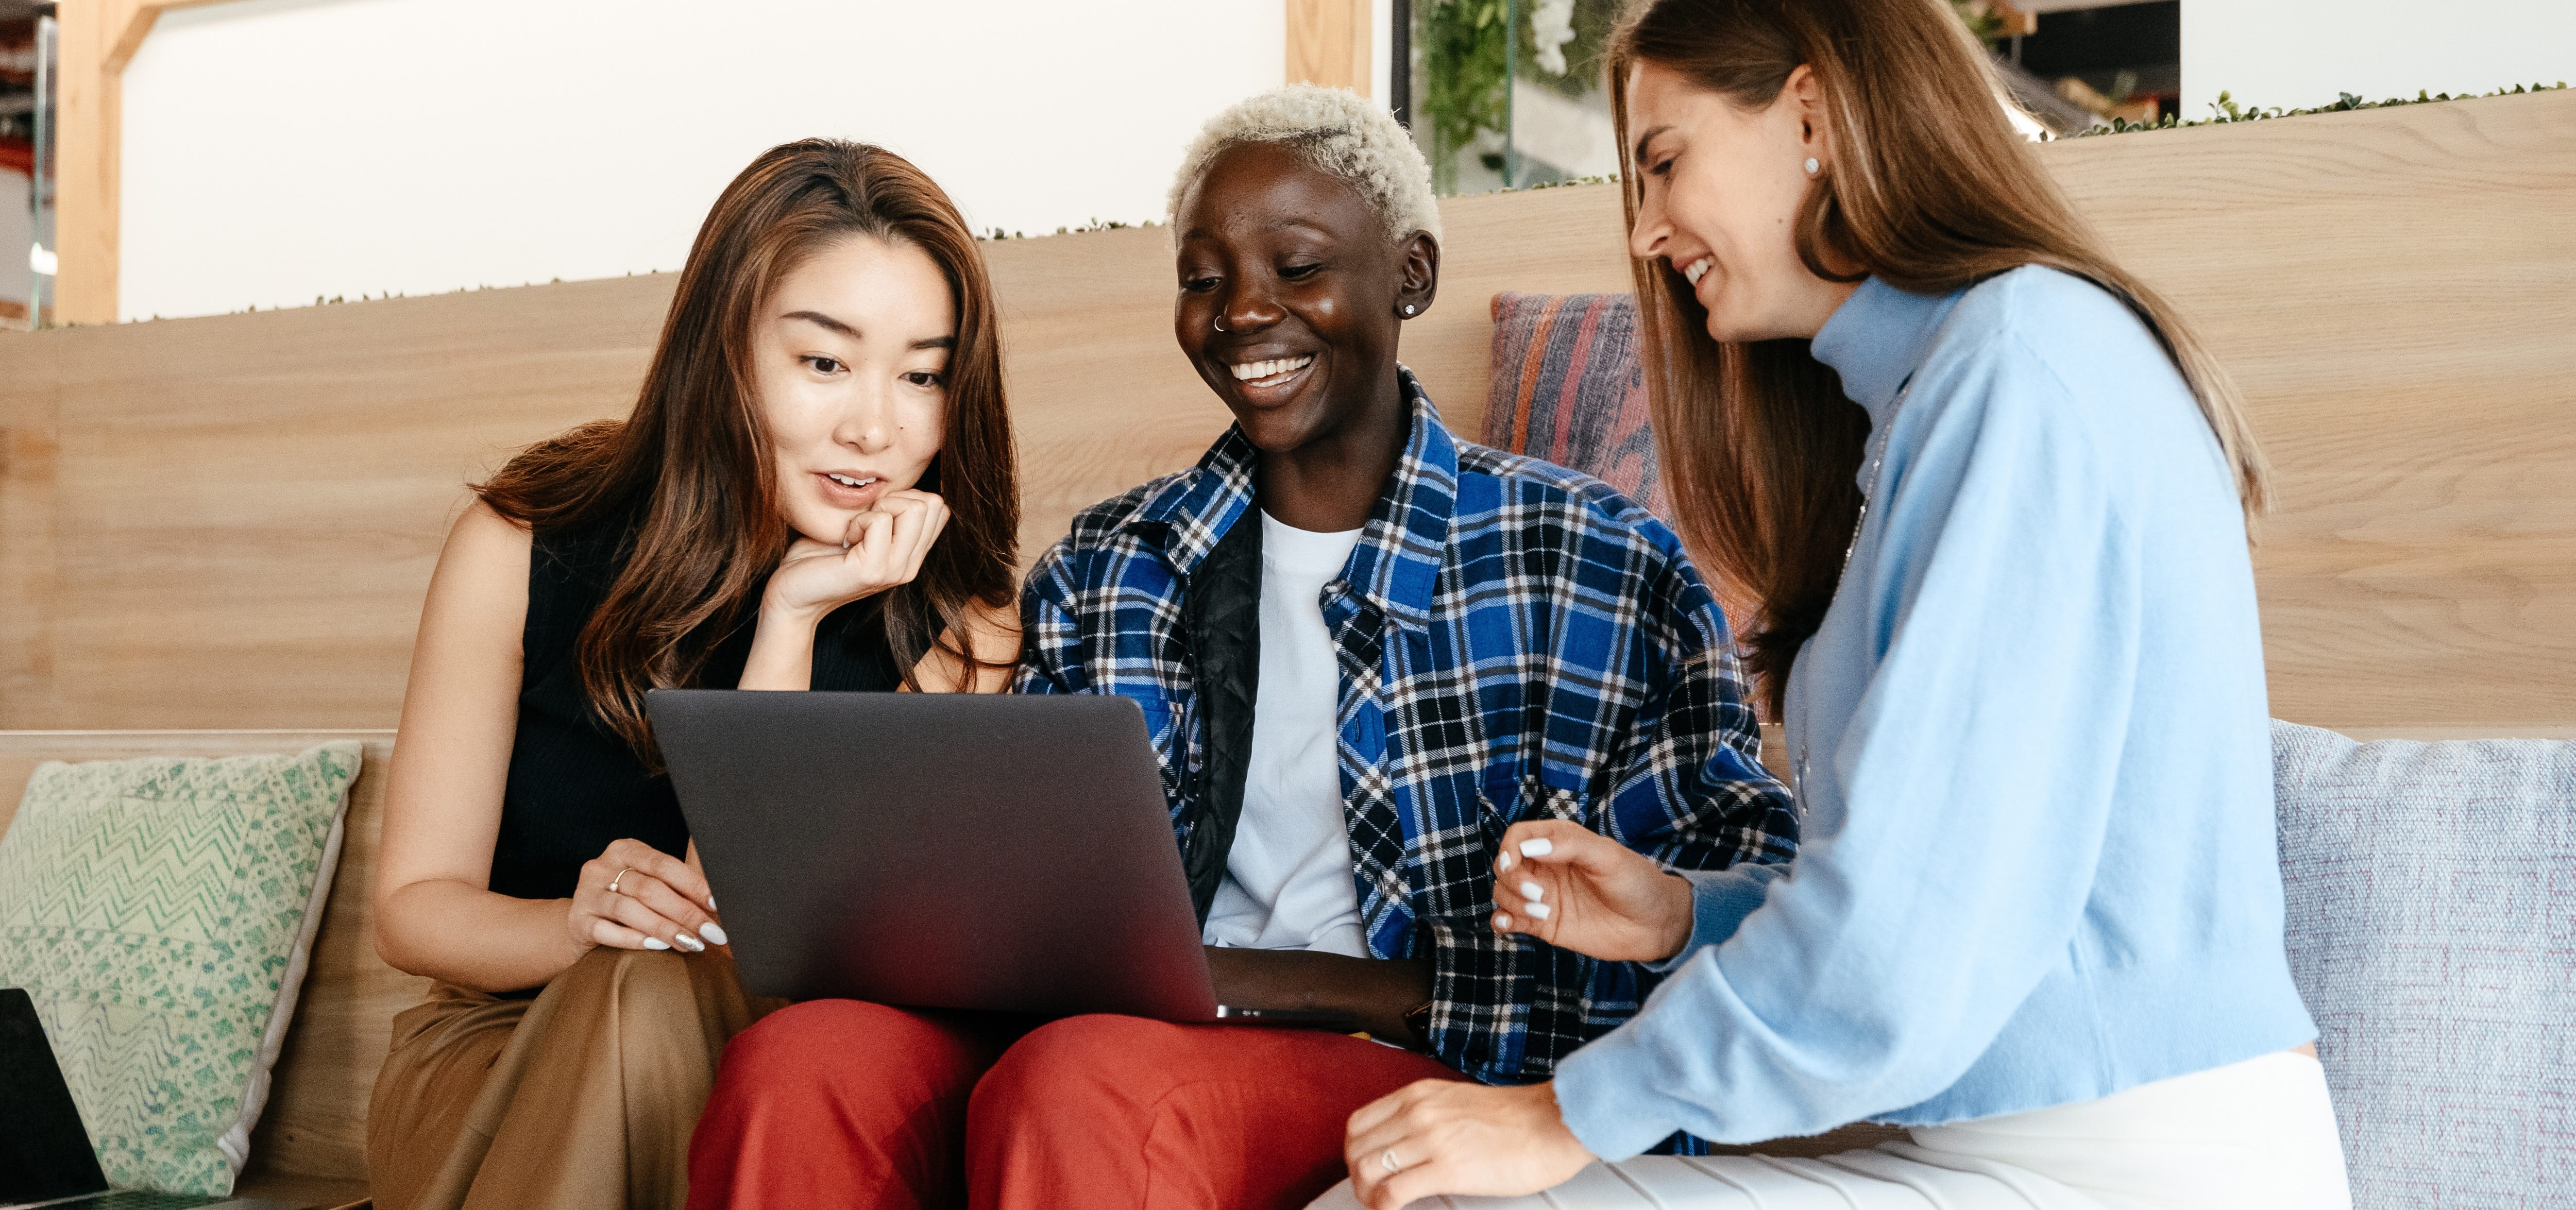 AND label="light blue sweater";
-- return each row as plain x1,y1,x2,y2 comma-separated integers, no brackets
1552,268,2316,1157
